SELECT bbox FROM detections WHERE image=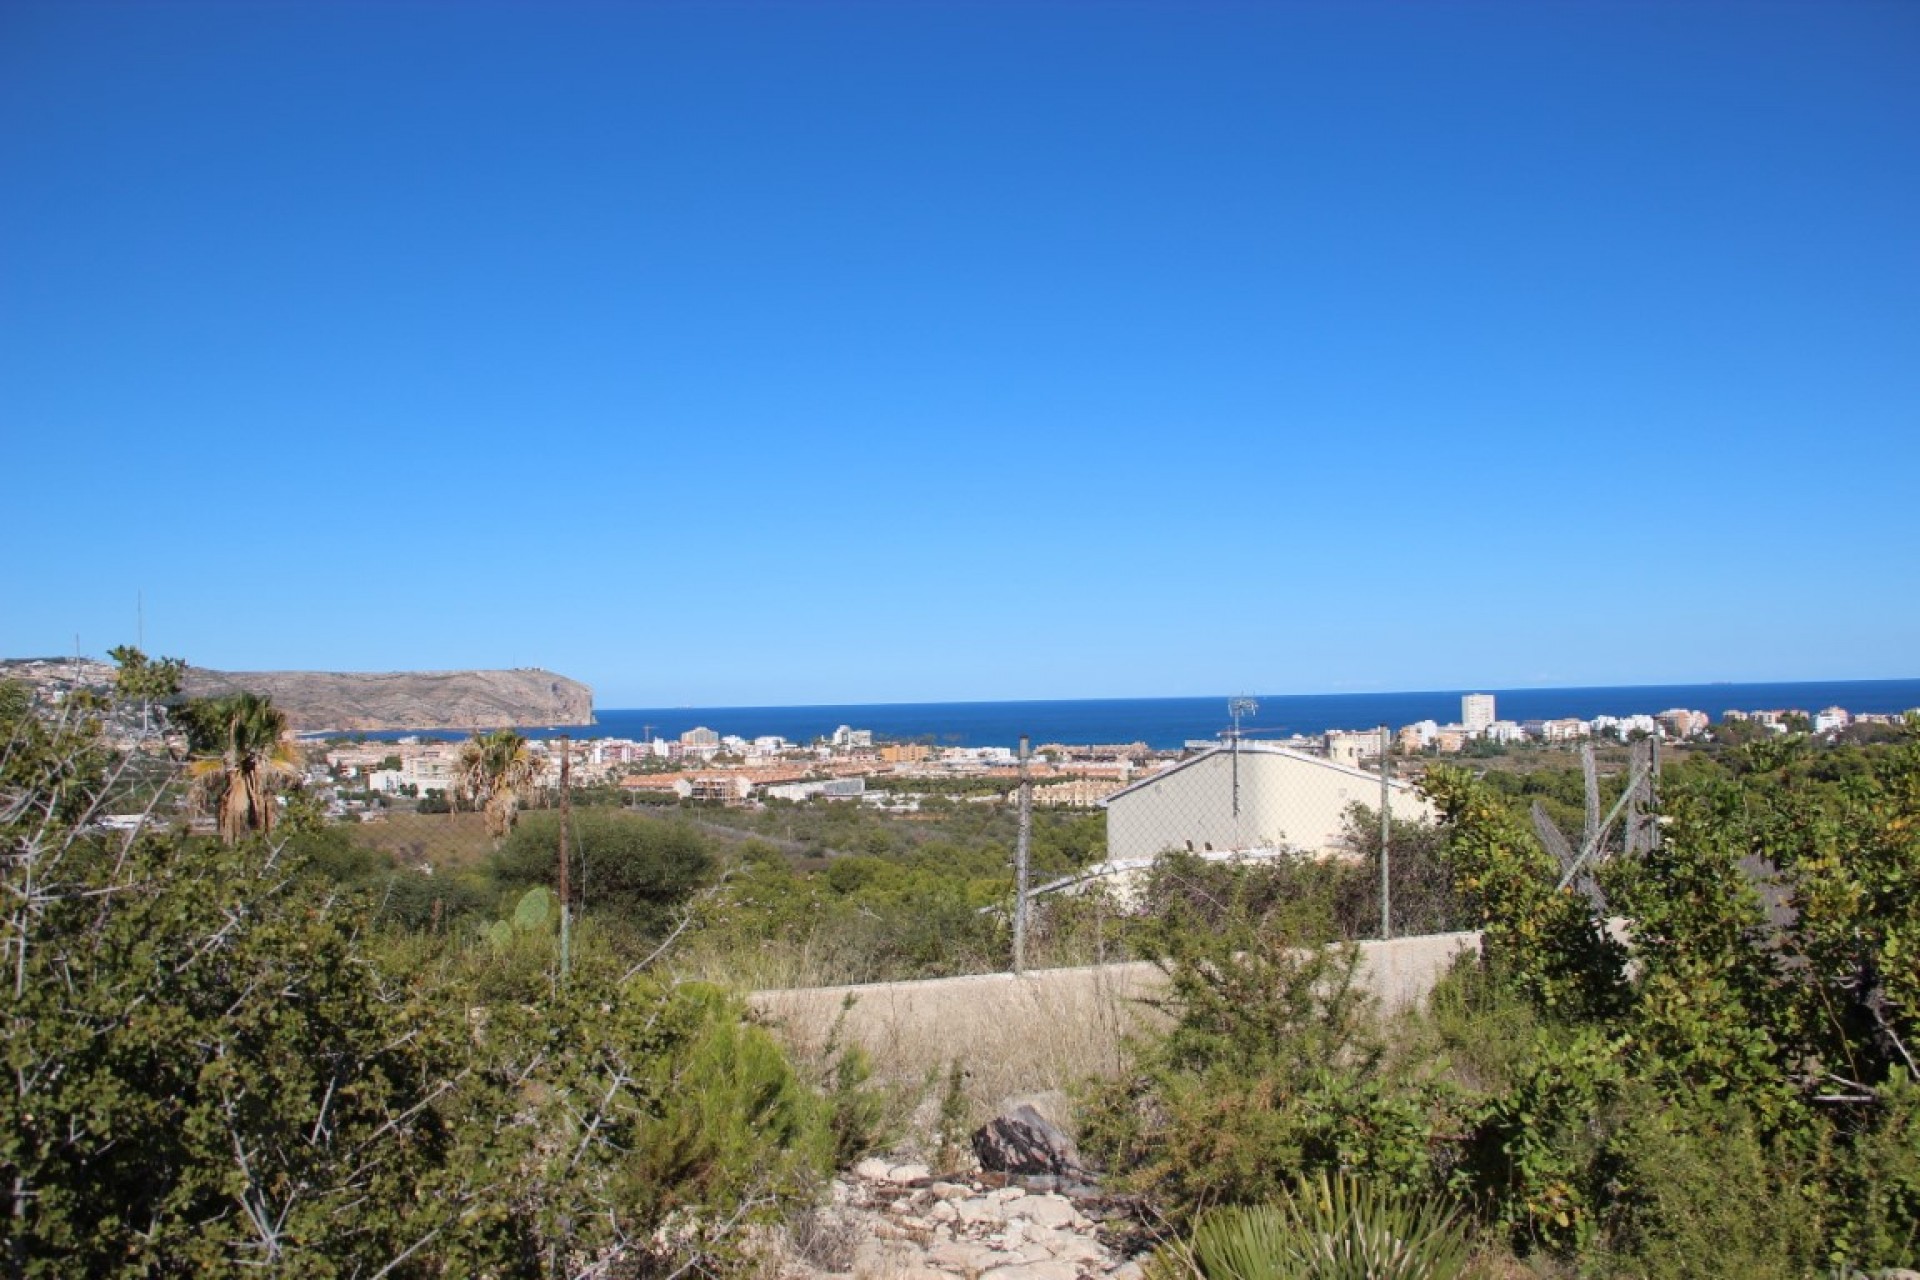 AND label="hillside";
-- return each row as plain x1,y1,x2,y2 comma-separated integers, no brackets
0,658,594,732
179,667,594,732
